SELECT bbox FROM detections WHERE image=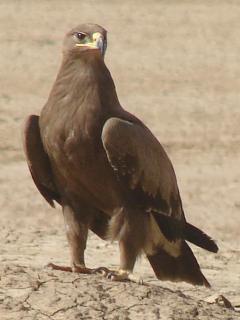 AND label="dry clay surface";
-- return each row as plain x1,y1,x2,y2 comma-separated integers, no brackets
0,1,240,319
